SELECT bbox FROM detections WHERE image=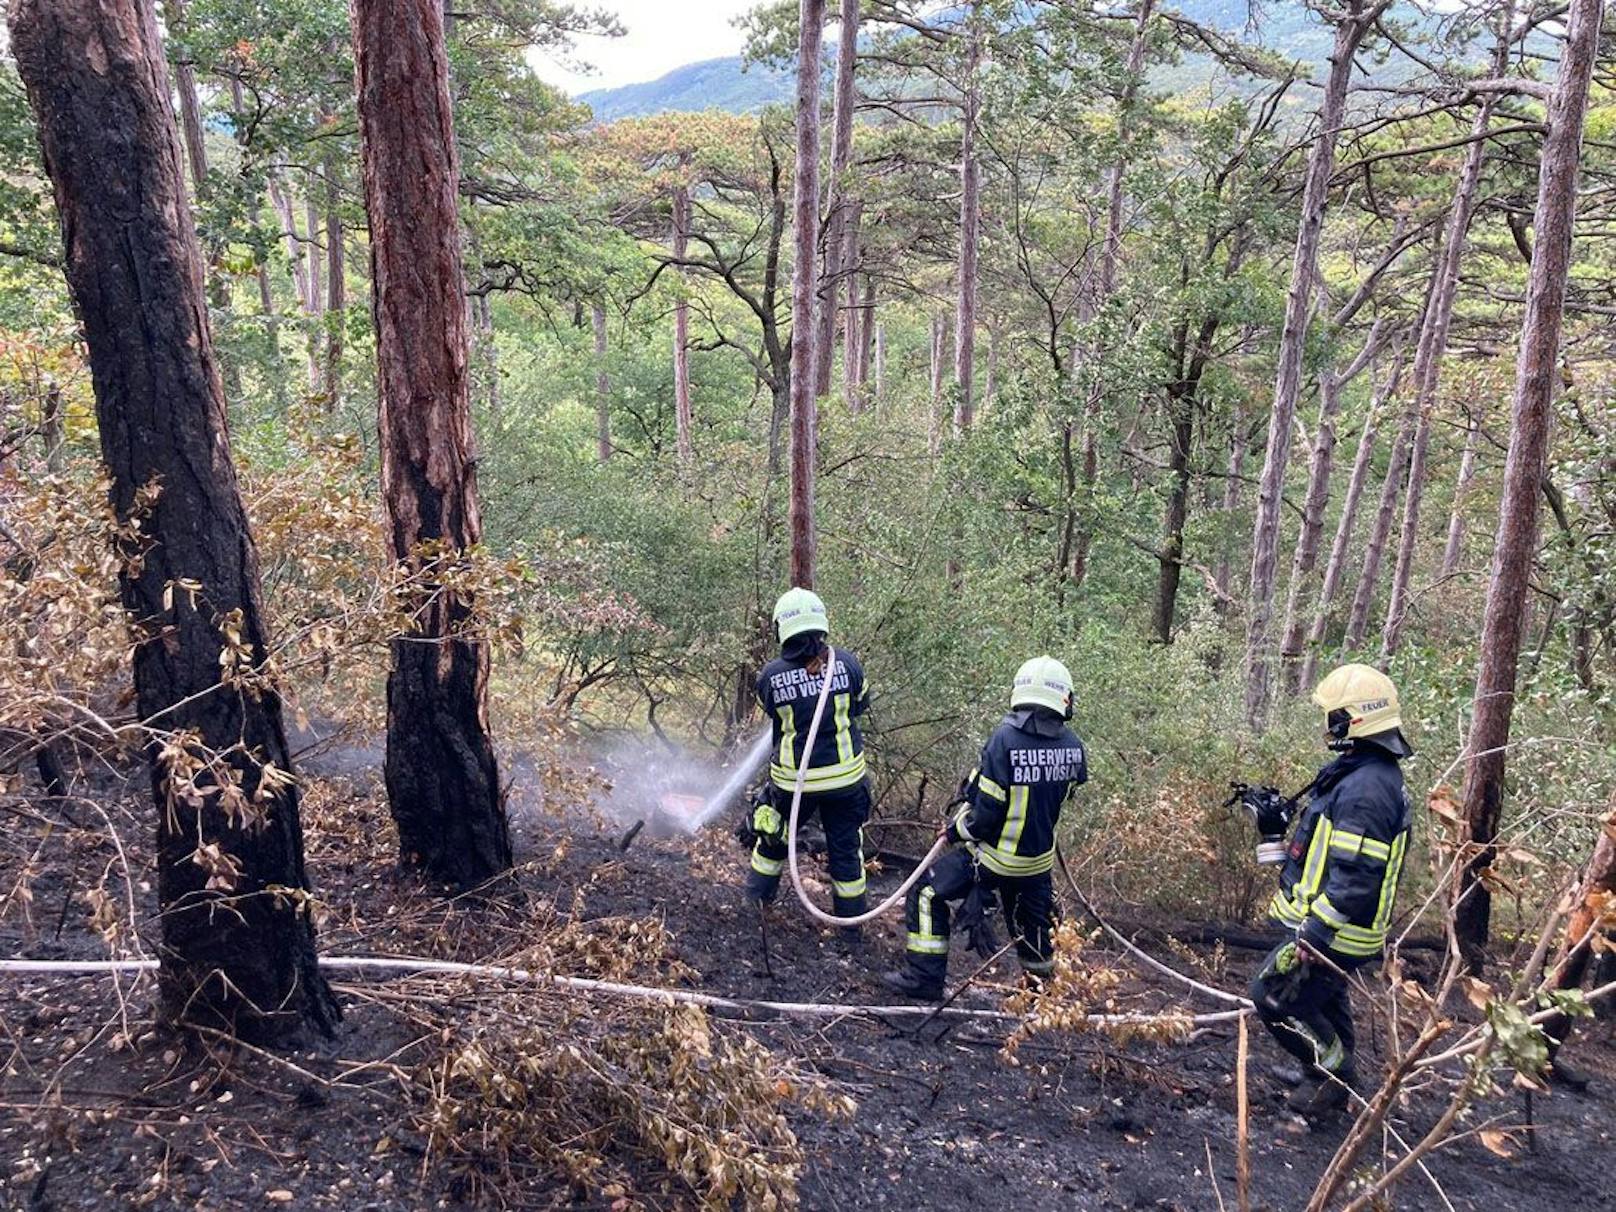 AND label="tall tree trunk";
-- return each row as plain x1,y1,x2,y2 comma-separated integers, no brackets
268,177,311,310
1456,0,1601,970
953,12,982,432
1154,314,1218,643
353,0,512,891
672,182,694,461
323,151,344,407
304,190,324,317
1278,320,1387,689
854,274,875,400
873,320,886,409
592,302,611,463
1069,0,1154,589
1242,1,1380,730
168,0,208,195
1212,409,1249,612
228,77,276,316
1345,359,1418,651
1299,353,1402,690
814,0,859,399
789,0,826,588
1441,414,1480,576
841,208,865,410
10,0,338,1041
1380,69,1503,659
929,312,947,457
